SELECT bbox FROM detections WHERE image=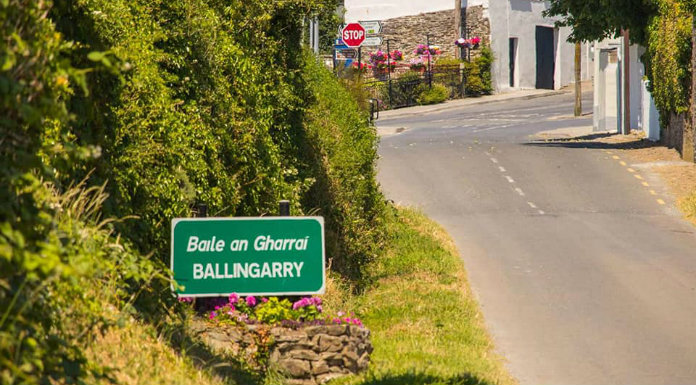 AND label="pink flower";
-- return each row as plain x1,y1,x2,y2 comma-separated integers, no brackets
229,293,239,304
262,297,269,303
246,296,257,307
209,312,217,320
